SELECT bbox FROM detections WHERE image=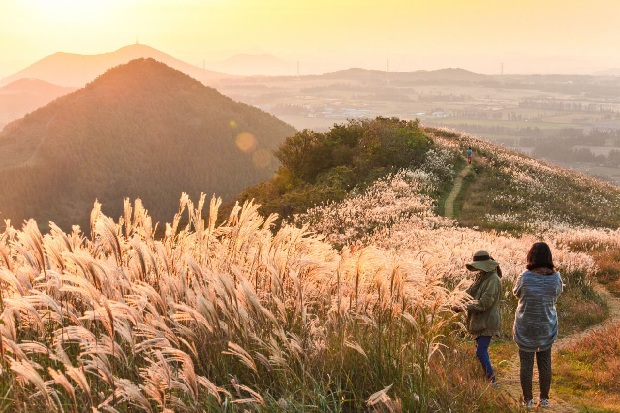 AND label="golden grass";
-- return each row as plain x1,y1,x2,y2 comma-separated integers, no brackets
555,321,620,413
0,194,477,411
0,127,617,411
